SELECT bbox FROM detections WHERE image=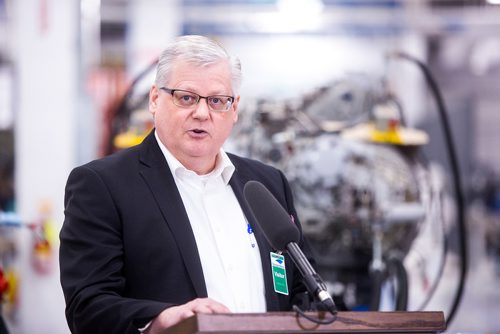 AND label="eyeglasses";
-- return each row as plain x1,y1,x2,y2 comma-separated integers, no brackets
159,87,235,112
